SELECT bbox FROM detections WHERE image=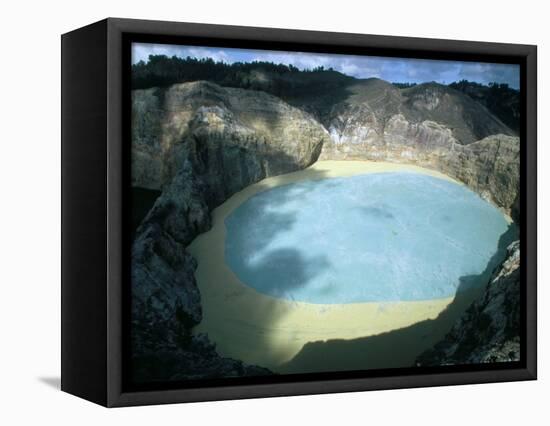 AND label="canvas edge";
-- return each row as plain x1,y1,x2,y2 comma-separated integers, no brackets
61,18,110,406
96,17,537,408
